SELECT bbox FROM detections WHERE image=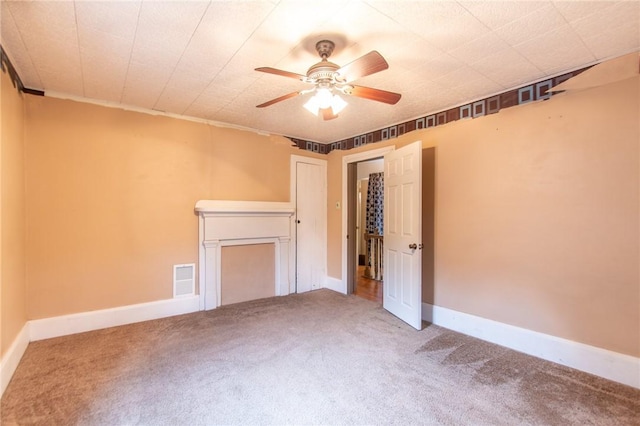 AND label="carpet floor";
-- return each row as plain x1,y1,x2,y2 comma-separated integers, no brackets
2,289,639,425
